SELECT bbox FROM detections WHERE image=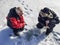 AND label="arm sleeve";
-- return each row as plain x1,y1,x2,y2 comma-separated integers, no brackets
19,16,25,28
53,16,60,24
50,10,60,24
10,17,24,29
38,13,45,22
